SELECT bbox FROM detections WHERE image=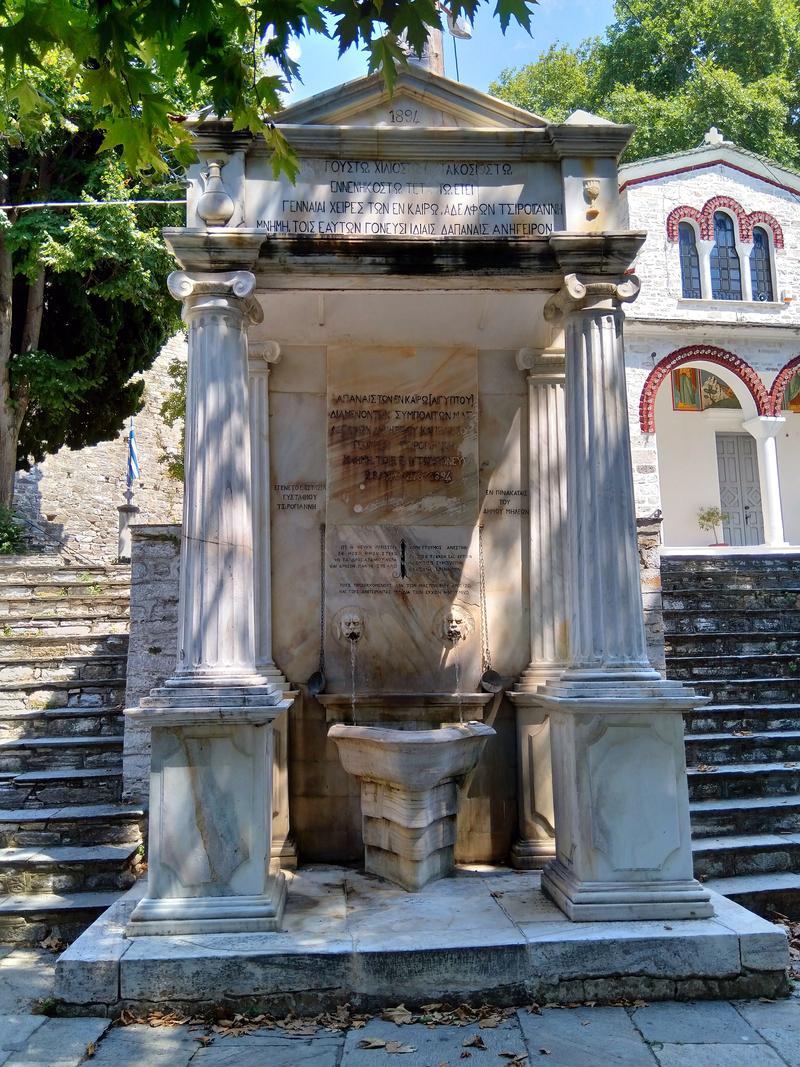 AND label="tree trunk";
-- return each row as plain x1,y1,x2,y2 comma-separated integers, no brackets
0,165,15,509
